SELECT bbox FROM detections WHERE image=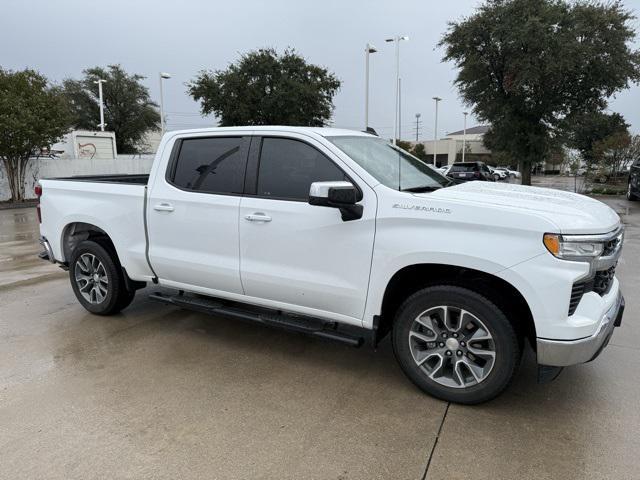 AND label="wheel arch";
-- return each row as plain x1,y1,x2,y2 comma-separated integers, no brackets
61,222,116,264
375,263,536,348
62,222,146,291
